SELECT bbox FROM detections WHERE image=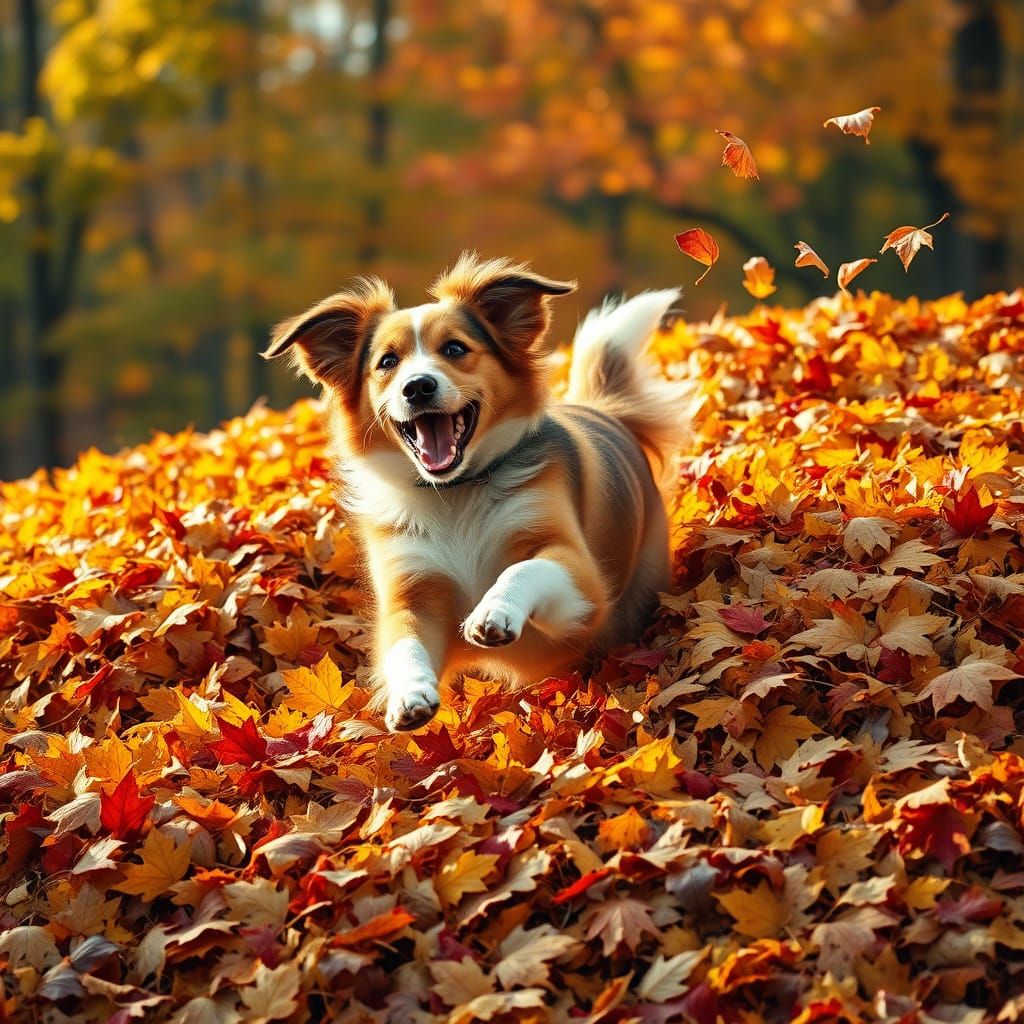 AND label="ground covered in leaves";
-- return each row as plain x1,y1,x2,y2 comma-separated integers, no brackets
3,289,1024,1024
